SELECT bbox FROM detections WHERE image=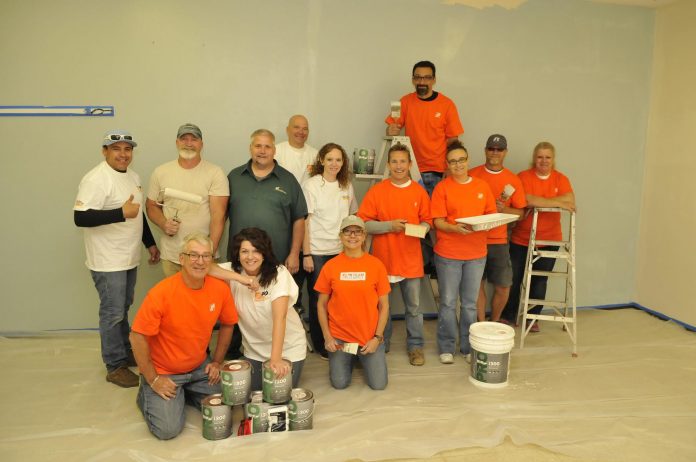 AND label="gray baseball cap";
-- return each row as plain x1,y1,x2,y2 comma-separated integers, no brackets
177,123,202,139
340,215,366,231
102,129,137,147
486,134,507,150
